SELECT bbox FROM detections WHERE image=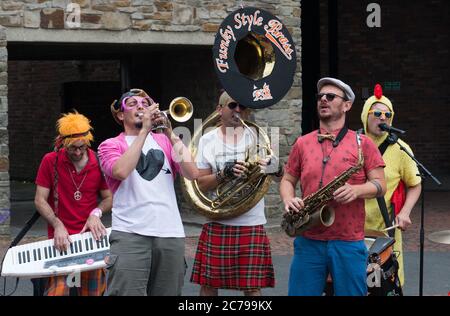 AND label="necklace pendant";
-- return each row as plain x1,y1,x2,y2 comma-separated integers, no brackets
74,191,82,201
